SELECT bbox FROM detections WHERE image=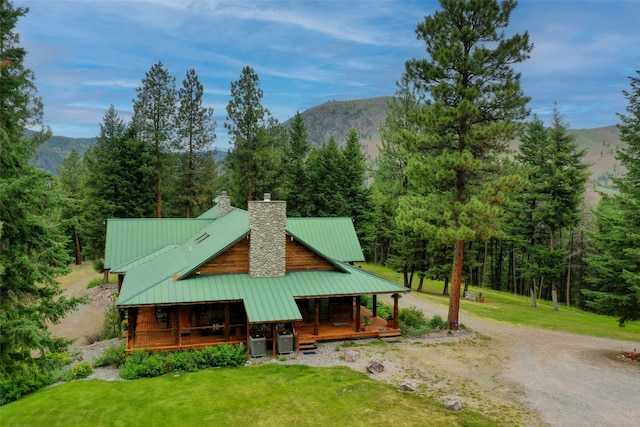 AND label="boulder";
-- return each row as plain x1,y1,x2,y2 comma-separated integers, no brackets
366,360,384,374
344,350,359,362
444,400,462,411
399,380,417,392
